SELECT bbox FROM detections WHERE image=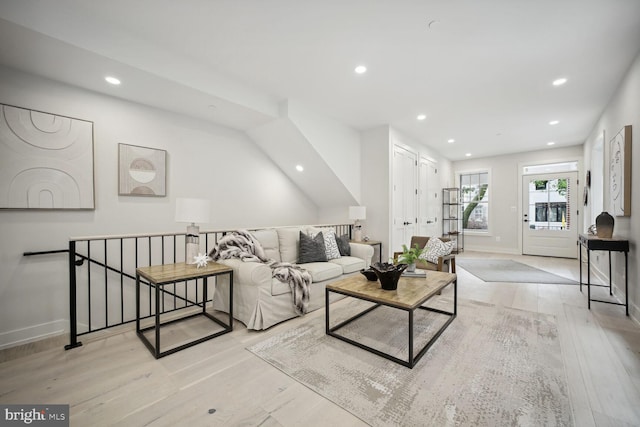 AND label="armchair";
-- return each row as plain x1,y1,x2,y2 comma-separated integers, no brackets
393,236,456,273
